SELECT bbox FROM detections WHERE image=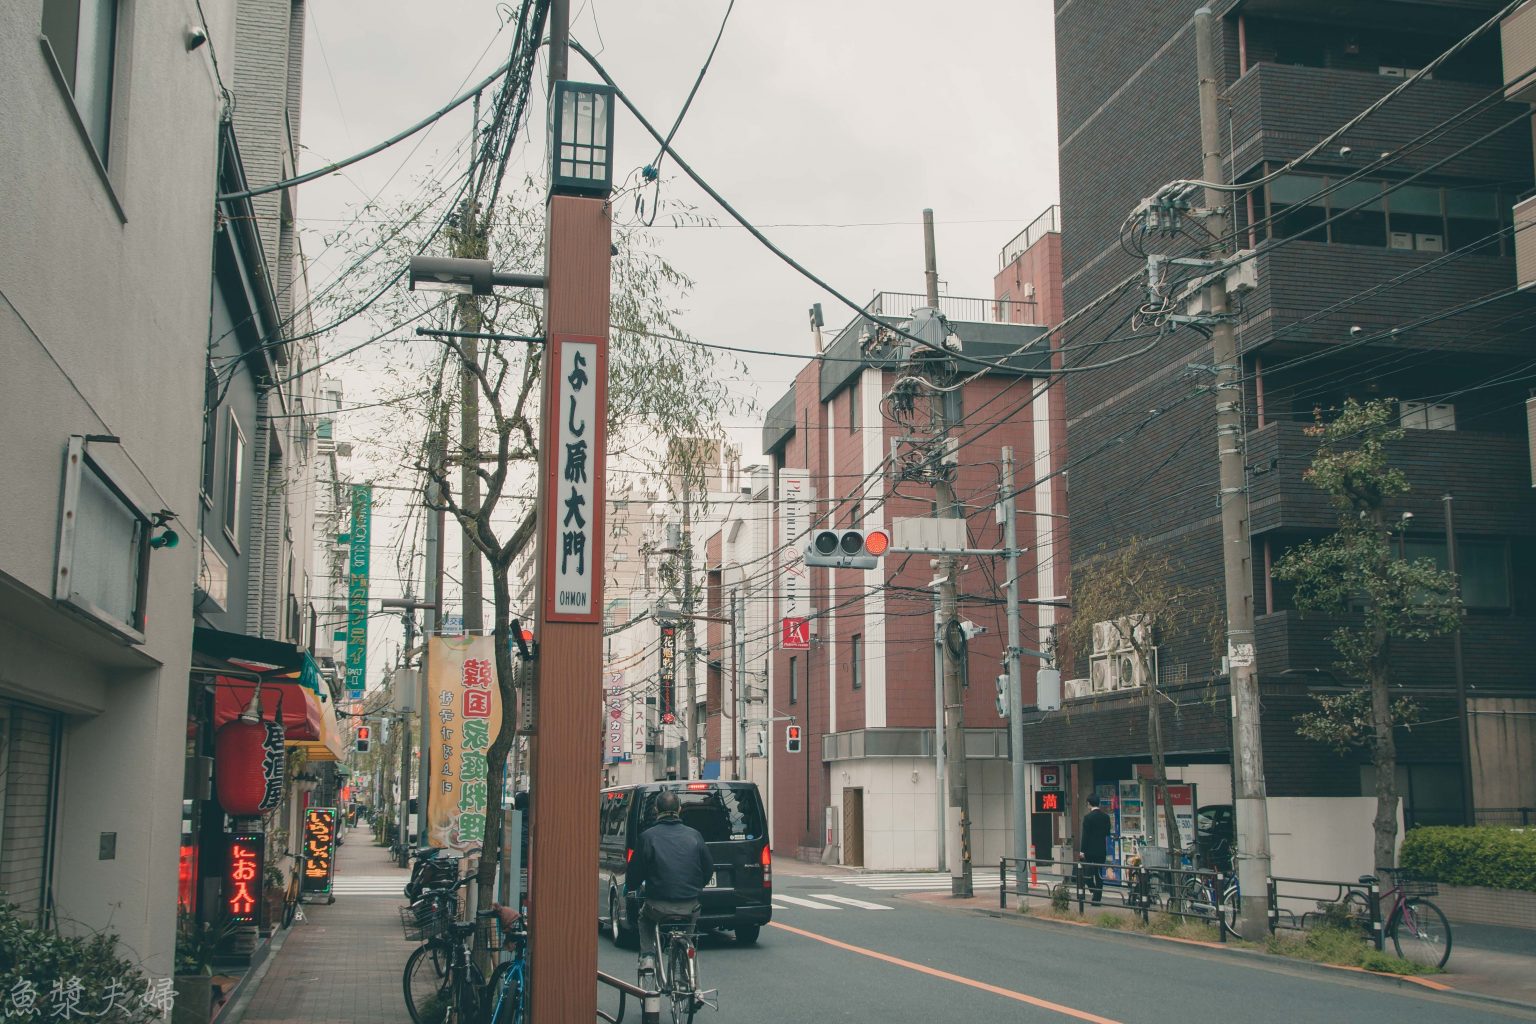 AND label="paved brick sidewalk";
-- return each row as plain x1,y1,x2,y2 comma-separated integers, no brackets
233,829,415,1024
